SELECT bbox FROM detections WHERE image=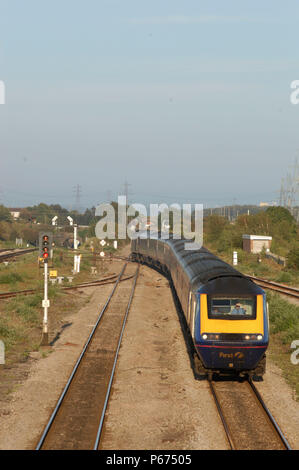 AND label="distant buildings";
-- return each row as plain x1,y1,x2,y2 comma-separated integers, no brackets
8,208,22,220
259,202,277,207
